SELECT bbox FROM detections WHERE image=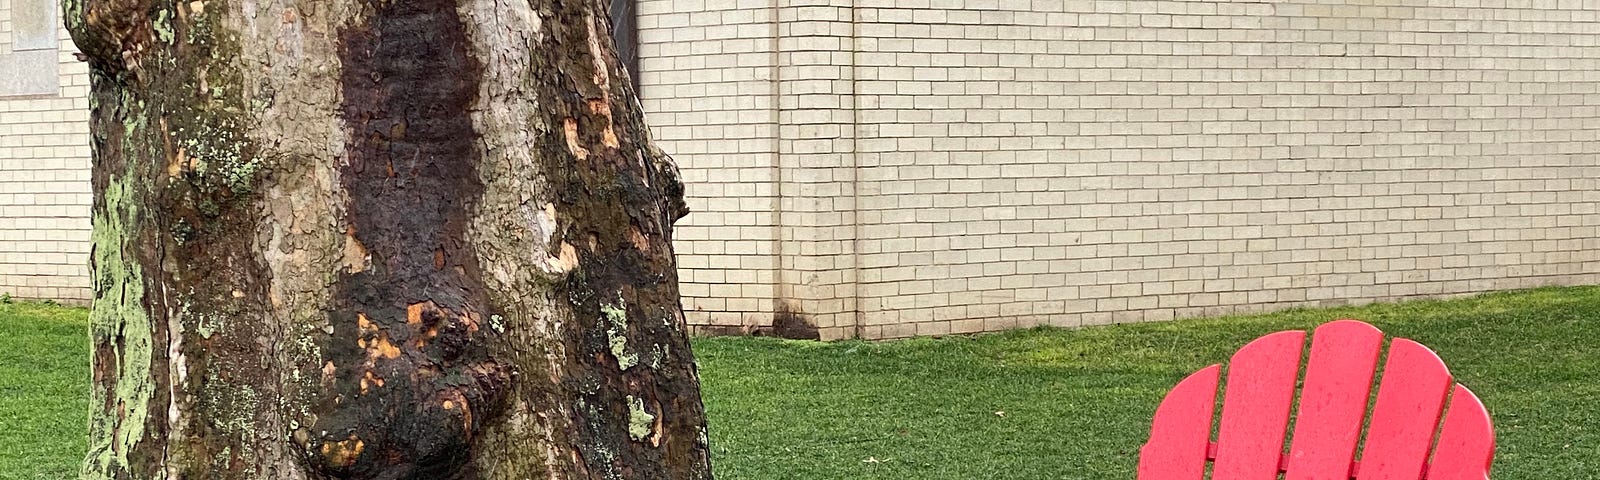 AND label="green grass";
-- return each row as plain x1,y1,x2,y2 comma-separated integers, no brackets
0,301,88,480
3,287,1598,478
696,286,1600,479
